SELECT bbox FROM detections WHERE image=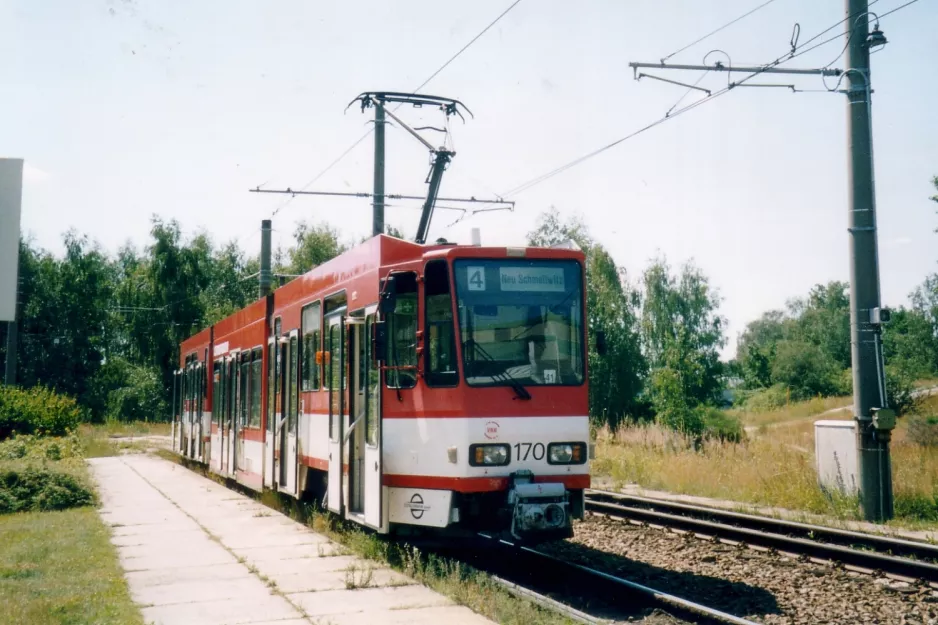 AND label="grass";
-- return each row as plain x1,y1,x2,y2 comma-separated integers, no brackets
157,454,575,625
0,427,151,623
0,504,143,625
593,393,938,528
76,421,171,458
729,394,853,429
